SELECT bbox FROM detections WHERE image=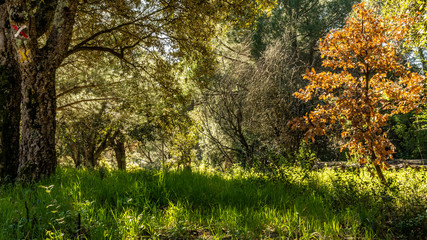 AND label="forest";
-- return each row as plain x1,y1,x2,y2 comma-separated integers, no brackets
0,0,427,239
